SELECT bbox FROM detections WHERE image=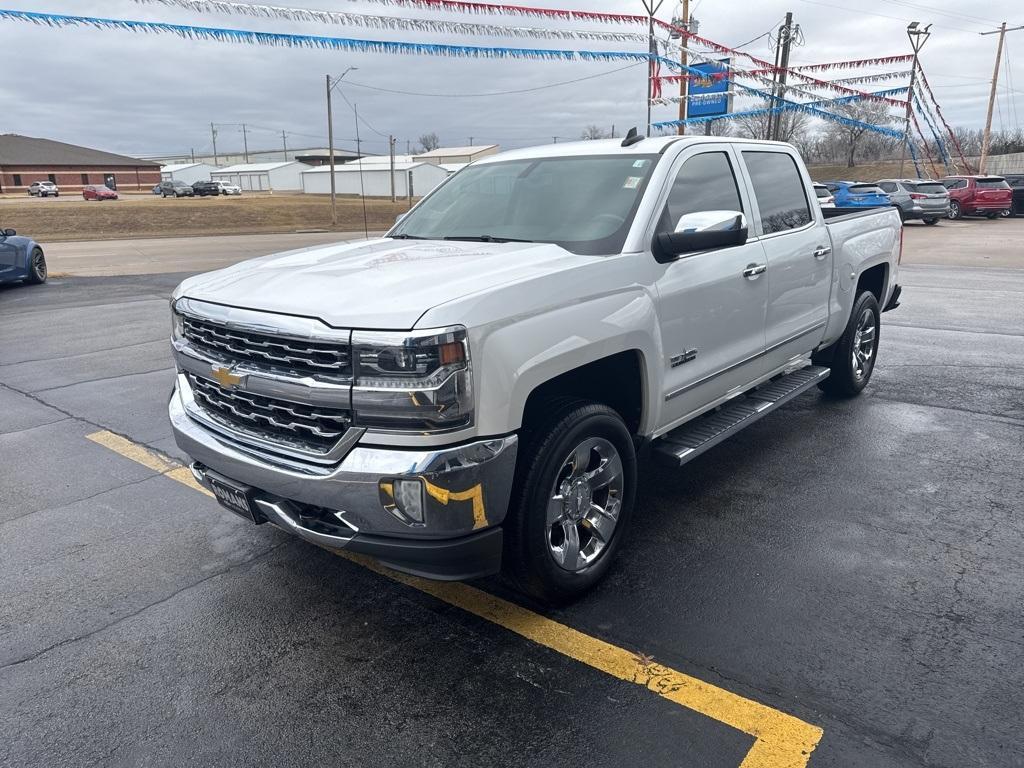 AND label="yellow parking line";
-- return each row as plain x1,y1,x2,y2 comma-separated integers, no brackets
87,429,823,766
